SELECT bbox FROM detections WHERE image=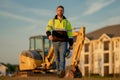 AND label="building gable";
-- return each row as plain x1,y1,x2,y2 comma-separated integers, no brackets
99,33,111,42
84,37,90,43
